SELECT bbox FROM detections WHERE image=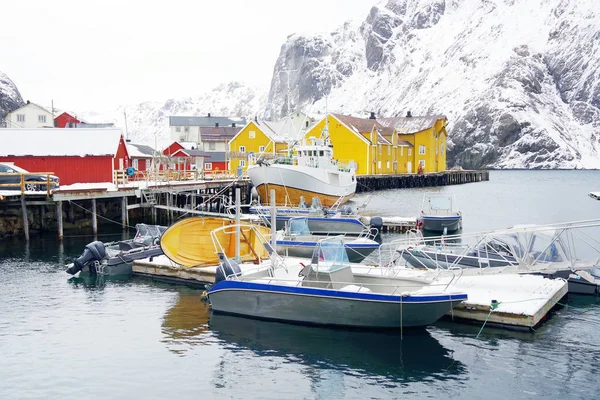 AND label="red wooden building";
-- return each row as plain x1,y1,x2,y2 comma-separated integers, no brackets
0,128,129,185
53,112,82,128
